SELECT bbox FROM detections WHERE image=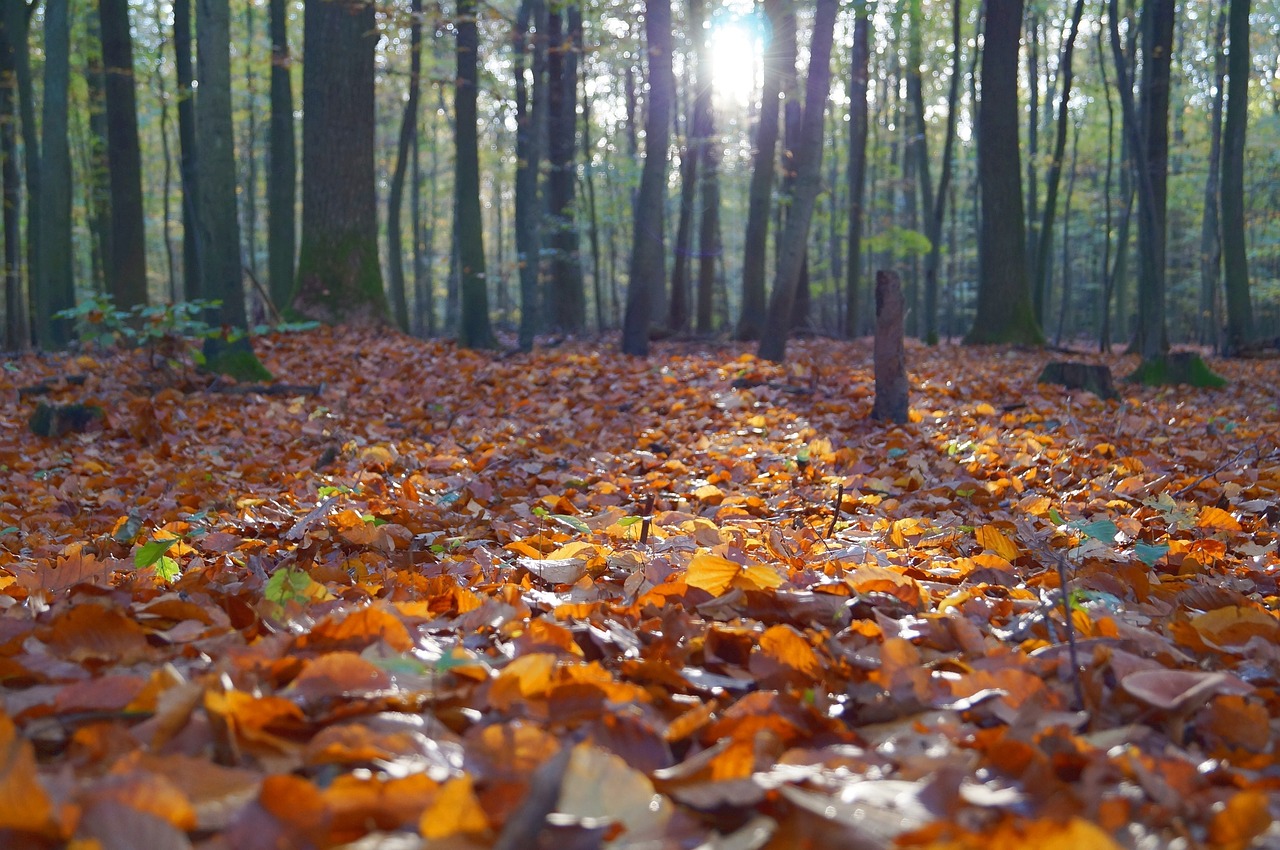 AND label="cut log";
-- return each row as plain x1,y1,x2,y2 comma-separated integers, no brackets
871,270,909,424
29,402,106,437
1036,361,1118,400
